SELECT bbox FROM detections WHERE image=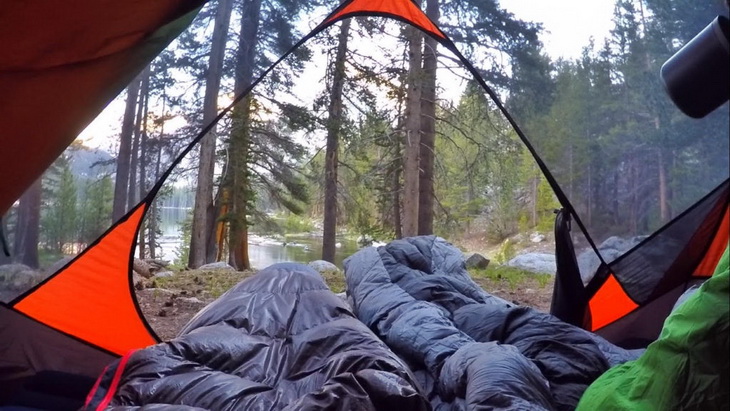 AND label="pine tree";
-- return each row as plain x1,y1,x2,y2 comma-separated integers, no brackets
219,0,319,270
402,19,423,237
189,0,234,268
13,178,42,268
43,156,78,253
417,0,439,235
78,175,114,244
322,19,351,263
112,77,142,220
